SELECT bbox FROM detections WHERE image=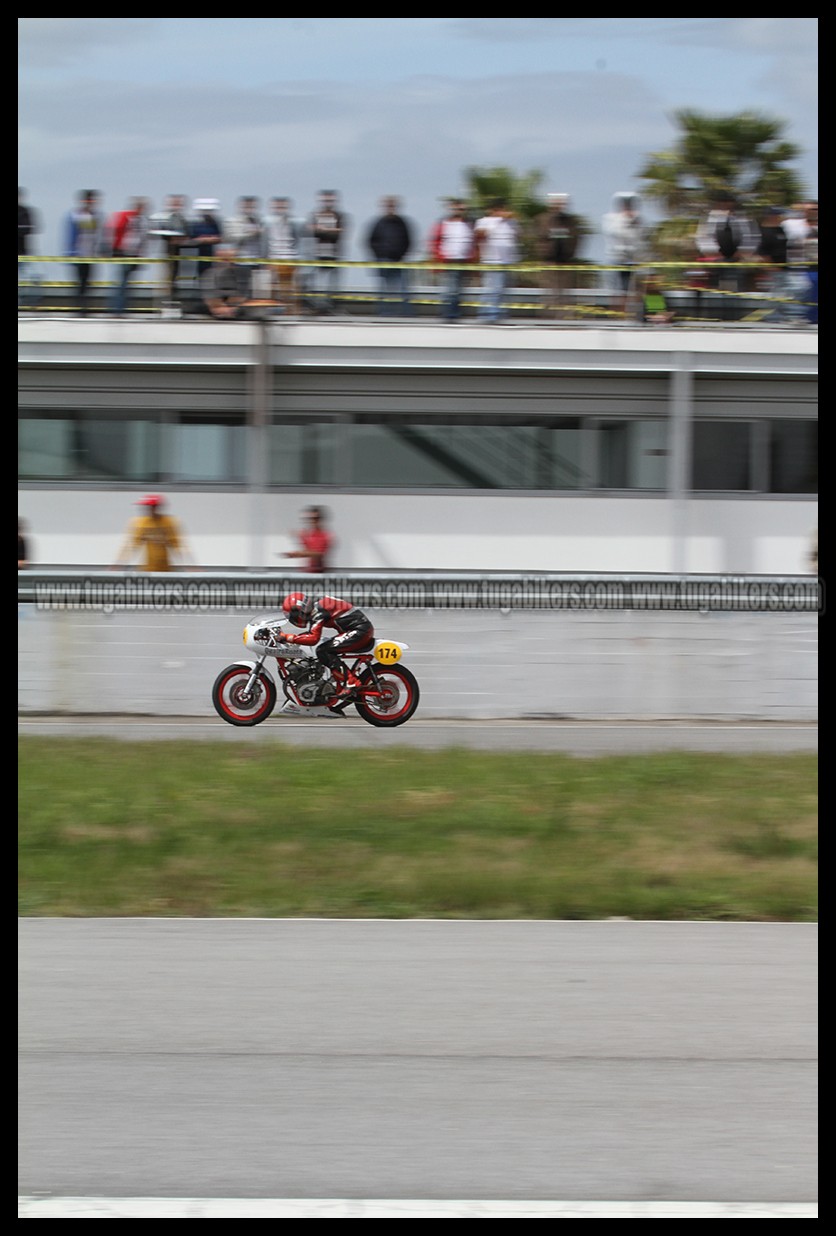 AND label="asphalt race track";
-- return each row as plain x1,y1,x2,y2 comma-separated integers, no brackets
17,715,819,755
19,920,817,1218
